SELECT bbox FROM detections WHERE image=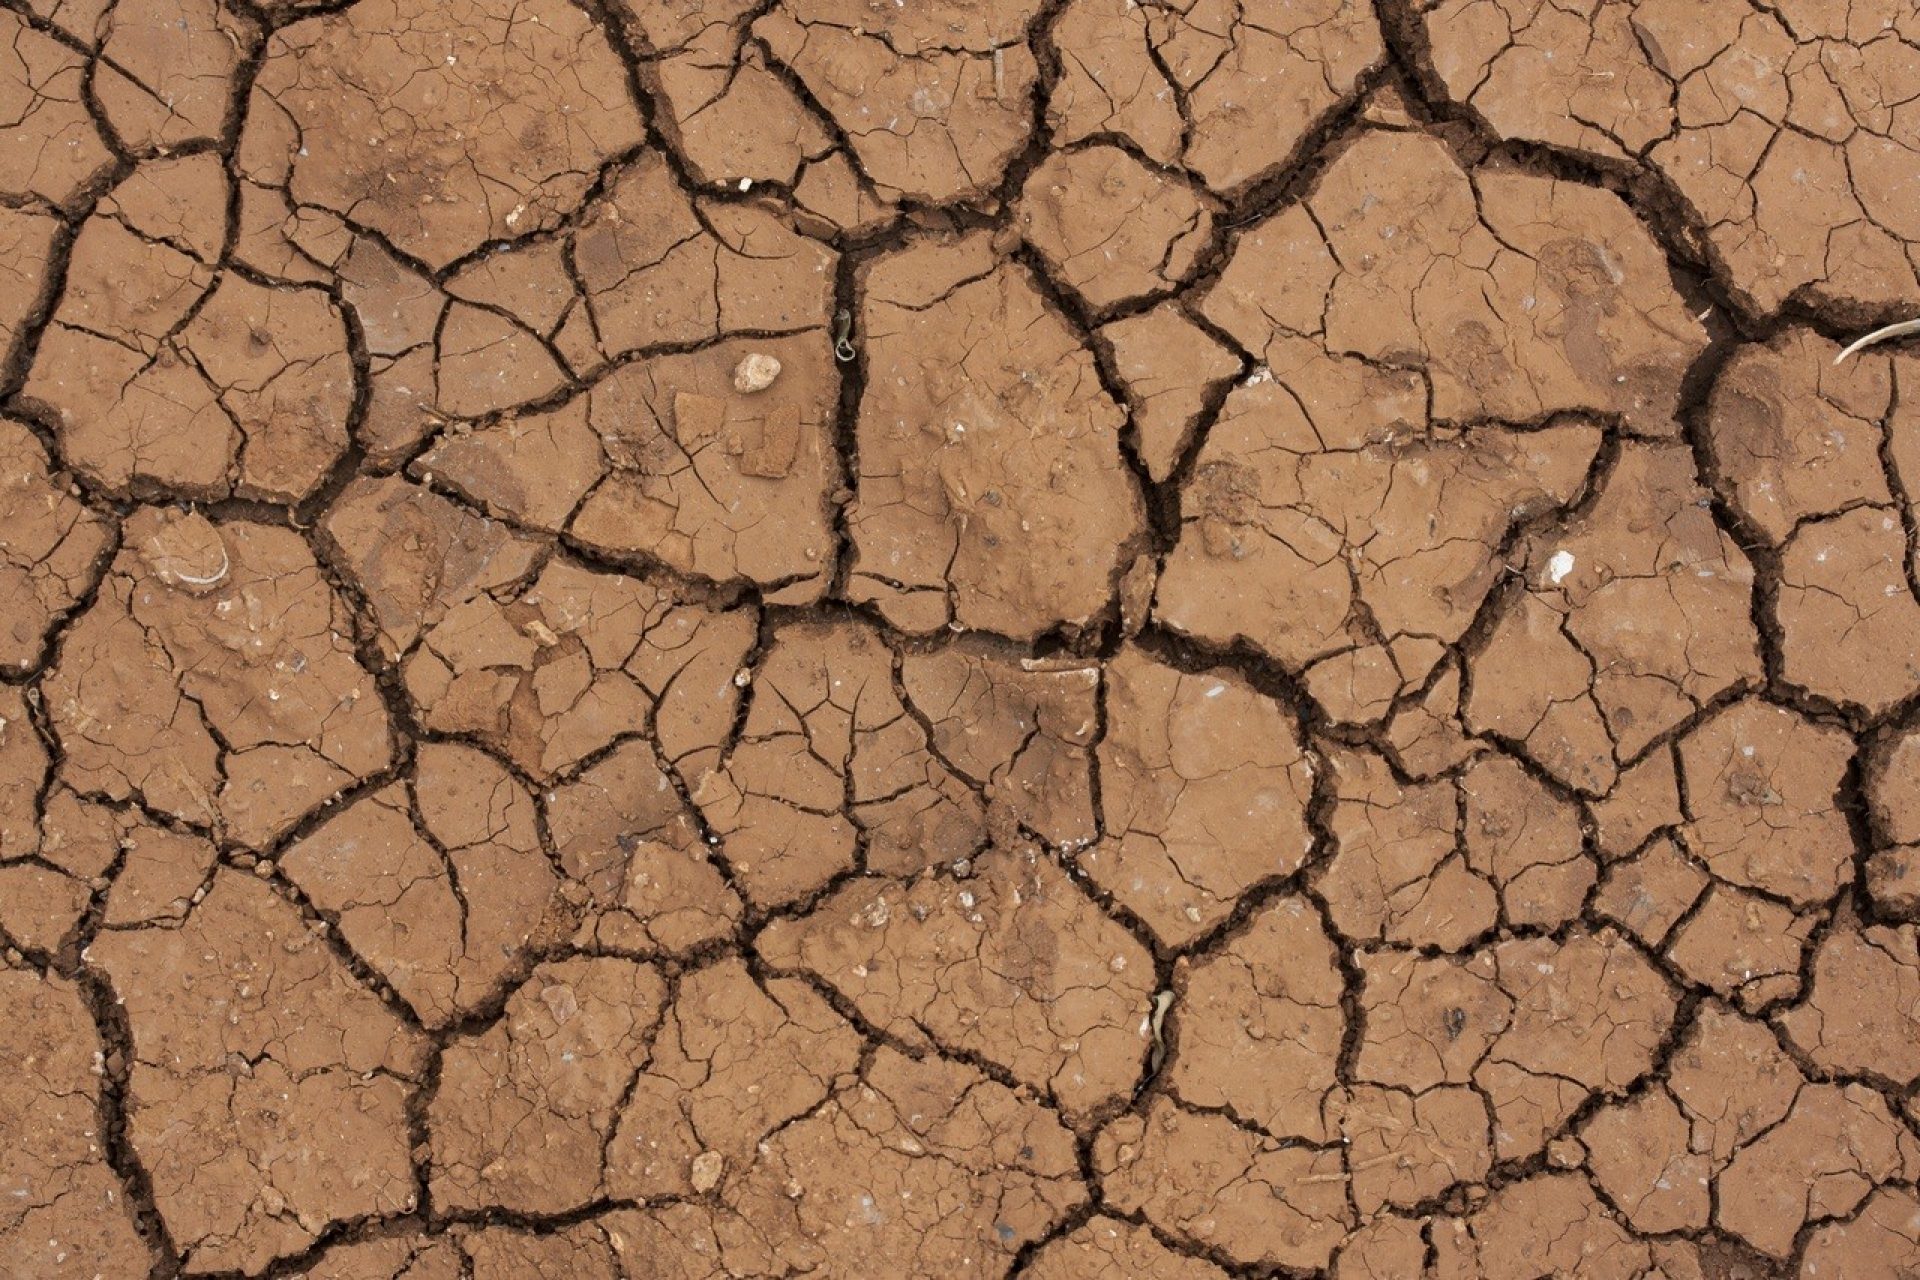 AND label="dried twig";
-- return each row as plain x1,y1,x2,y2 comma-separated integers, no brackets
1834,317,1920,363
